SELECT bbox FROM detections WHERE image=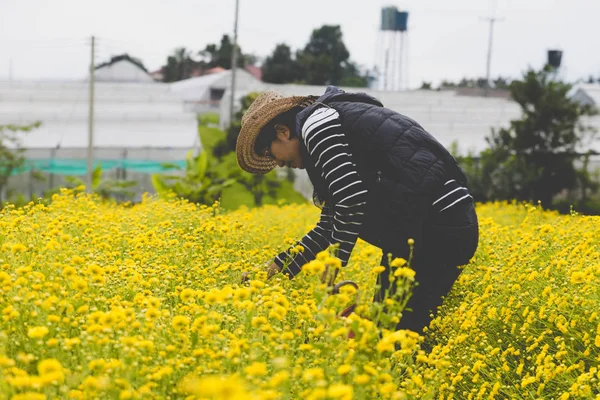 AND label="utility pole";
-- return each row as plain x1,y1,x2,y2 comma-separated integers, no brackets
87,36,95,192
481,16,504,96
390,33,396,91
229,0,240,126
383,48,389,91
9,59,13,82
